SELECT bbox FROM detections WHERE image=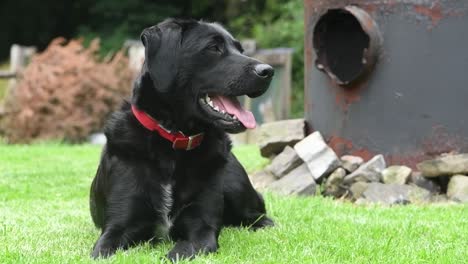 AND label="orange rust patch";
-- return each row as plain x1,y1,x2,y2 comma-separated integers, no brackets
387,154,427,170
328,135,374,161
414,3,443,26
333,82,364,112
328,136,353,152
349,149,374,161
